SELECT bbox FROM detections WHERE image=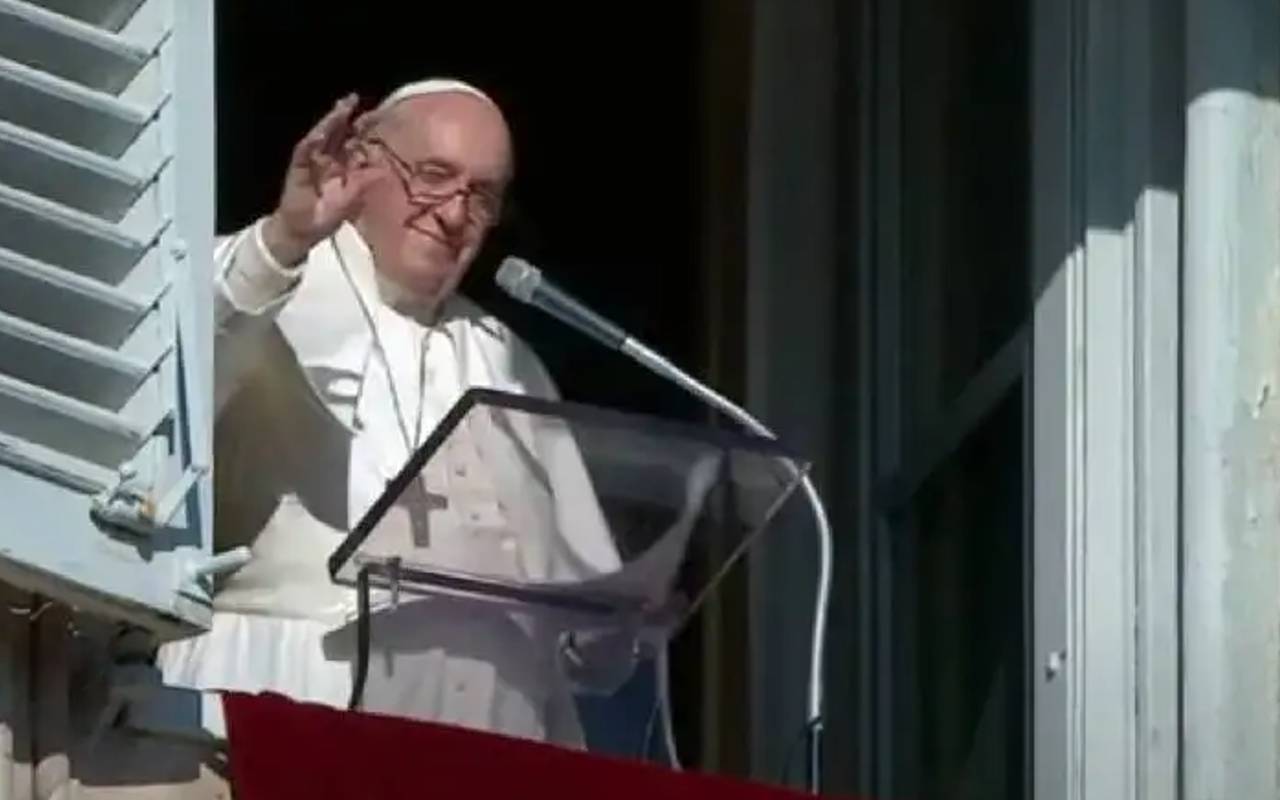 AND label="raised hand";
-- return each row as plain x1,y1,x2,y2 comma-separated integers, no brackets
261,94,381,266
